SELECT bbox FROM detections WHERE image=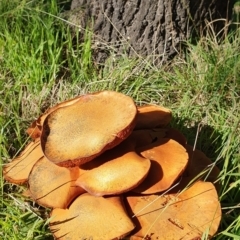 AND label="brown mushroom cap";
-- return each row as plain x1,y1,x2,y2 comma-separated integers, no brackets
76,141,151,196
29,156,84,208
129,127,187,148
184,145,220,186
133,138,188,194
128,128,167,148
165,128,187,147
3,139,43,184
49,194,135,239
41,91,137,167
127,181,221,239
27,95,82,139
135,105,172,130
